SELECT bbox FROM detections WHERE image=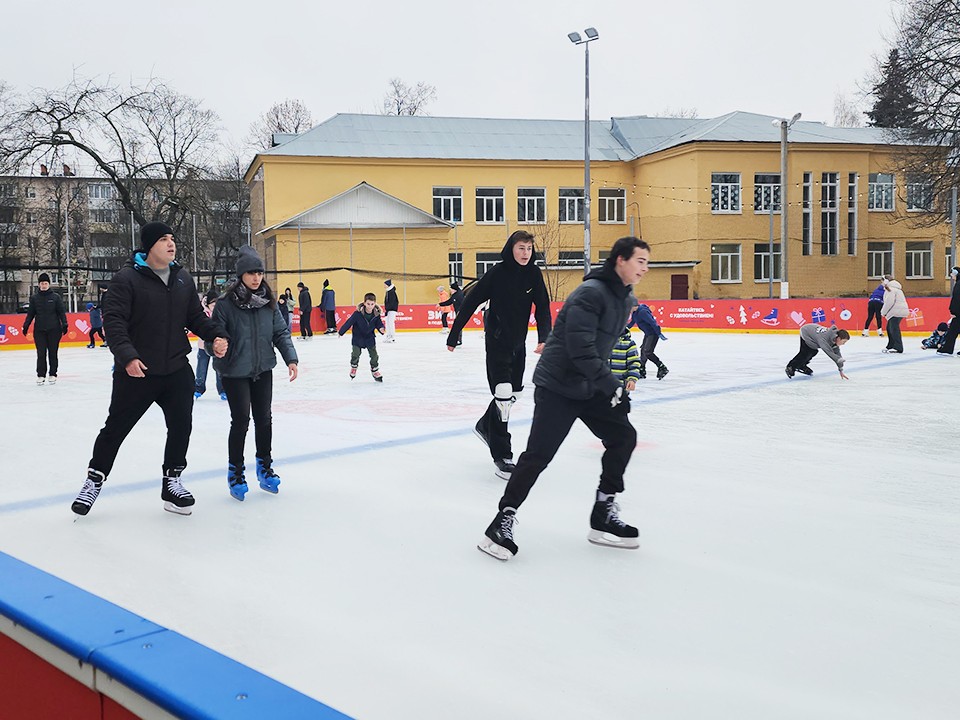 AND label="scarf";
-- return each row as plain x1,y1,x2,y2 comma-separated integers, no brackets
235,283,270,310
